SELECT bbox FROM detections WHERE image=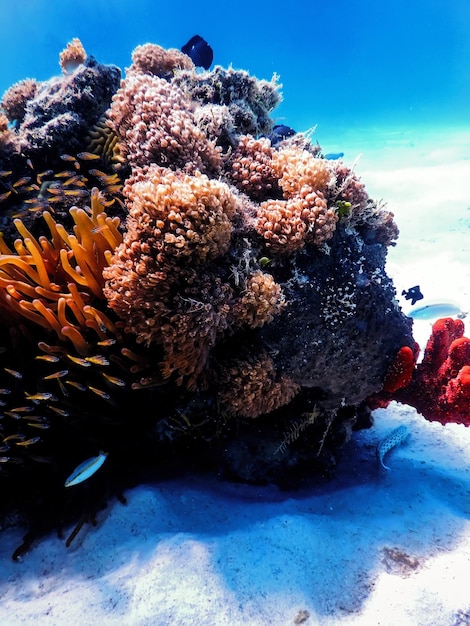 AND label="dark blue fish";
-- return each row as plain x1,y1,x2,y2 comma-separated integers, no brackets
324,152,344,160
268,124,296,147
181,35,213,70
402,285,423,306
